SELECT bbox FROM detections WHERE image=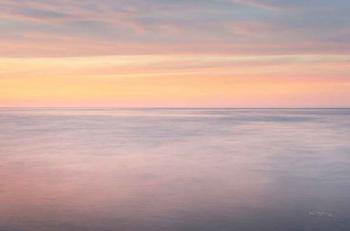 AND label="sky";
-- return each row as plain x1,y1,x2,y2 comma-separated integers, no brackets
0,0,349,107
